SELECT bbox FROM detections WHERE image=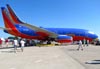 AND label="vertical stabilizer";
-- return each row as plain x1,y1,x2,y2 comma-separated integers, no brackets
6,4,23,24
1,7,23,36
1,7,15,28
